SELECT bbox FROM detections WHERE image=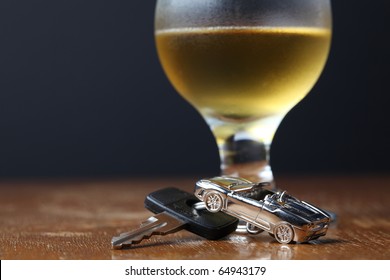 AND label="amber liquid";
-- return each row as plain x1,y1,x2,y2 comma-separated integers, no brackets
156,26,331,121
